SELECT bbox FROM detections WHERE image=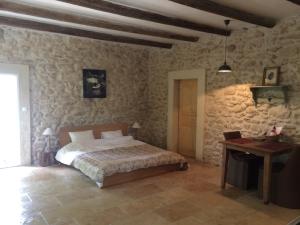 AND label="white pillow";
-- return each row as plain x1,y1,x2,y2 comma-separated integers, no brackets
102,135,133,144
101,130,123,139
69,130,95,143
